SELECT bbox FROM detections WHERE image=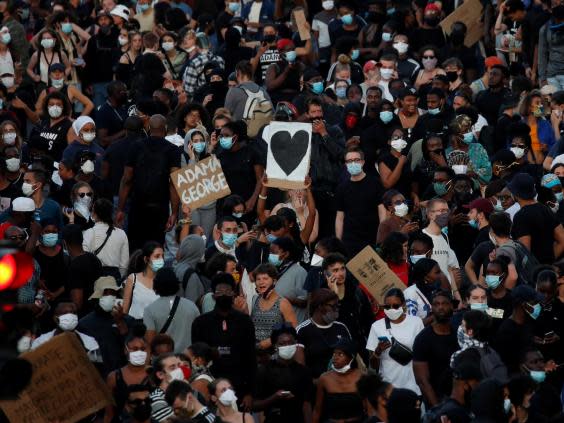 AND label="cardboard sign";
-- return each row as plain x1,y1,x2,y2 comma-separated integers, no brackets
264,121,312,190
172,155,231,210
346,246,405,304
0,333,113,423
439,0,484,47
293,8,311,41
